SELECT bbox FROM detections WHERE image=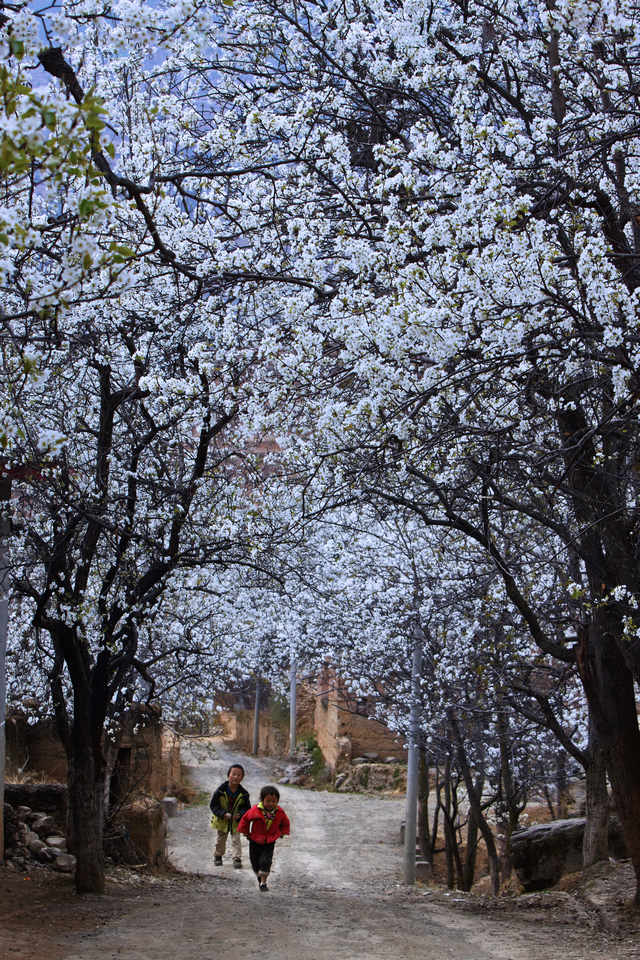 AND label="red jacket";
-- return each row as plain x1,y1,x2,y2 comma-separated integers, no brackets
237,803,290,845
